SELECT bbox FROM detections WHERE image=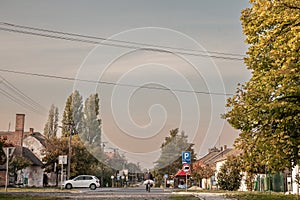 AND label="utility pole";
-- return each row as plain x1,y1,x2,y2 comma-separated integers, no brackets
100,142,108,187
67,122,74,180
